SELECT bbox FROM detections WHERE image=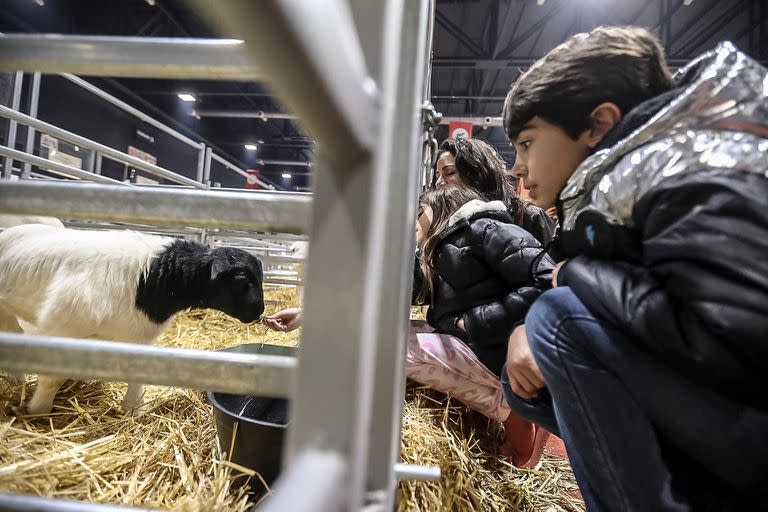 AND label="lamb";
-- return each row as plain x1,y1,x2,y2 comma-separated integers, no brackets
0,224,265,416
